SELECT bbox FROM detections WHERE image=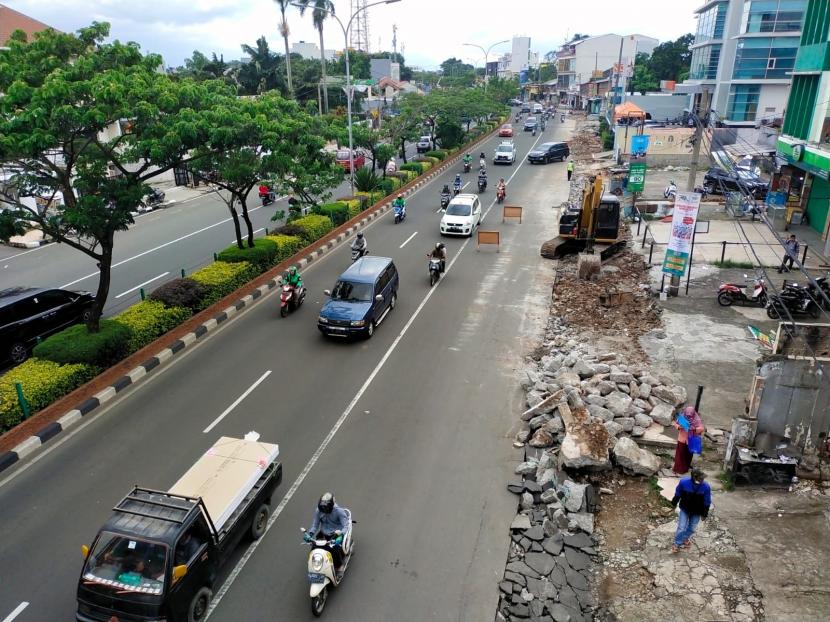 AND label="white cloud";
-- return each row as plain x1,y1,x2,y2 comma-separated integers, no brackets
10,0,702,68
